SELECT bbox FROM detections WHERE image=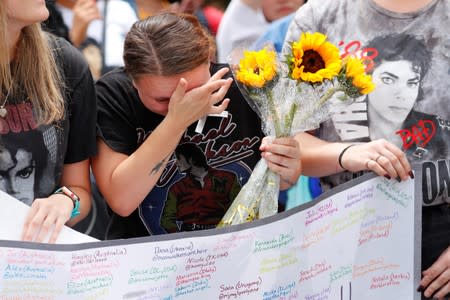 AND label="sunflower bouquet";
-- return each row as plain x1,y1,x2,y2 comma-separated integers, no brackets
217,32,375,227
